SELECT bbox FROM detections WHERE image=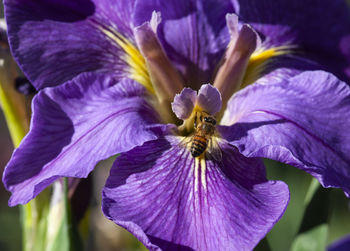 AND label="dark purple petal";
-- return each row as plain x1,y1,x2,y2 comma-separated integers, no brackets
3,73,167,206
341,35,350,77
103,136,289,250
133,0,234,89
233,0,350,82
5,0,137,89
219,71,350,196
